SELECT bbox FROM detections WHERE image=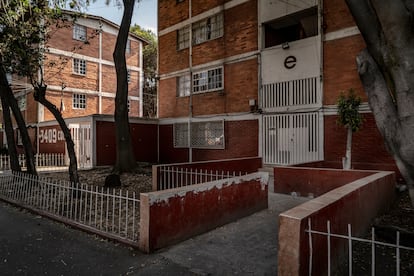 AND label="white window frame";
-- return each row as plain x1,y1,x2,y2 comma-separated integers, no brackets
193,66,223,94
177,74,191,97
17,95,26,111
192,13,223,45
126,39,131,54
73,58,86,75
73,24,87,41
127,69,131,83
177,26,190,50
174,120,225,149
72,93,86,109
